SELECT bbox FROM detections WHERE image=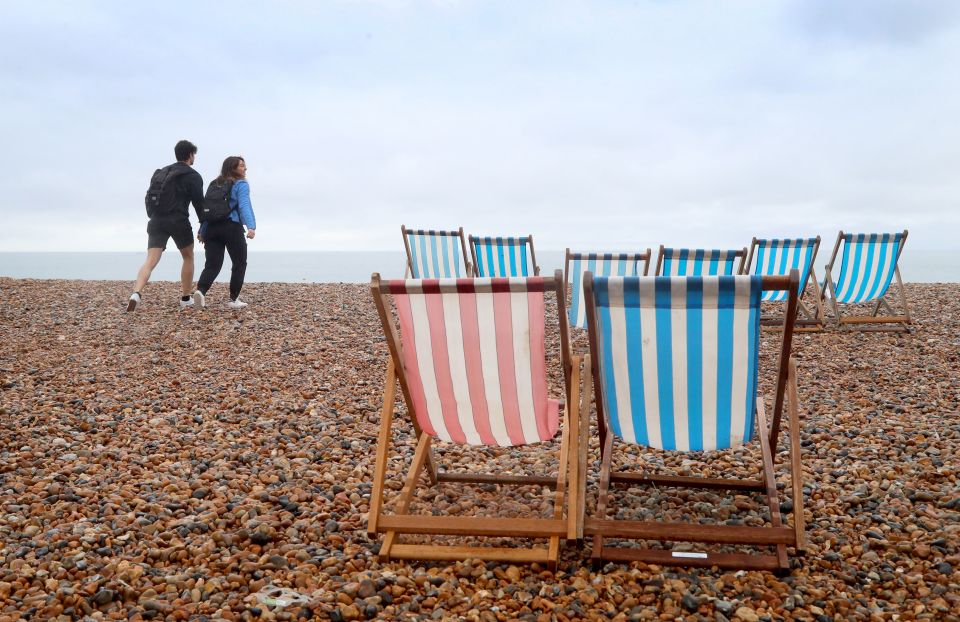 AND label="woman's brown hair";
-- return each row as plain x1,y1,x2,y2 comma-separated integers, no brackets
215,156,245,183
